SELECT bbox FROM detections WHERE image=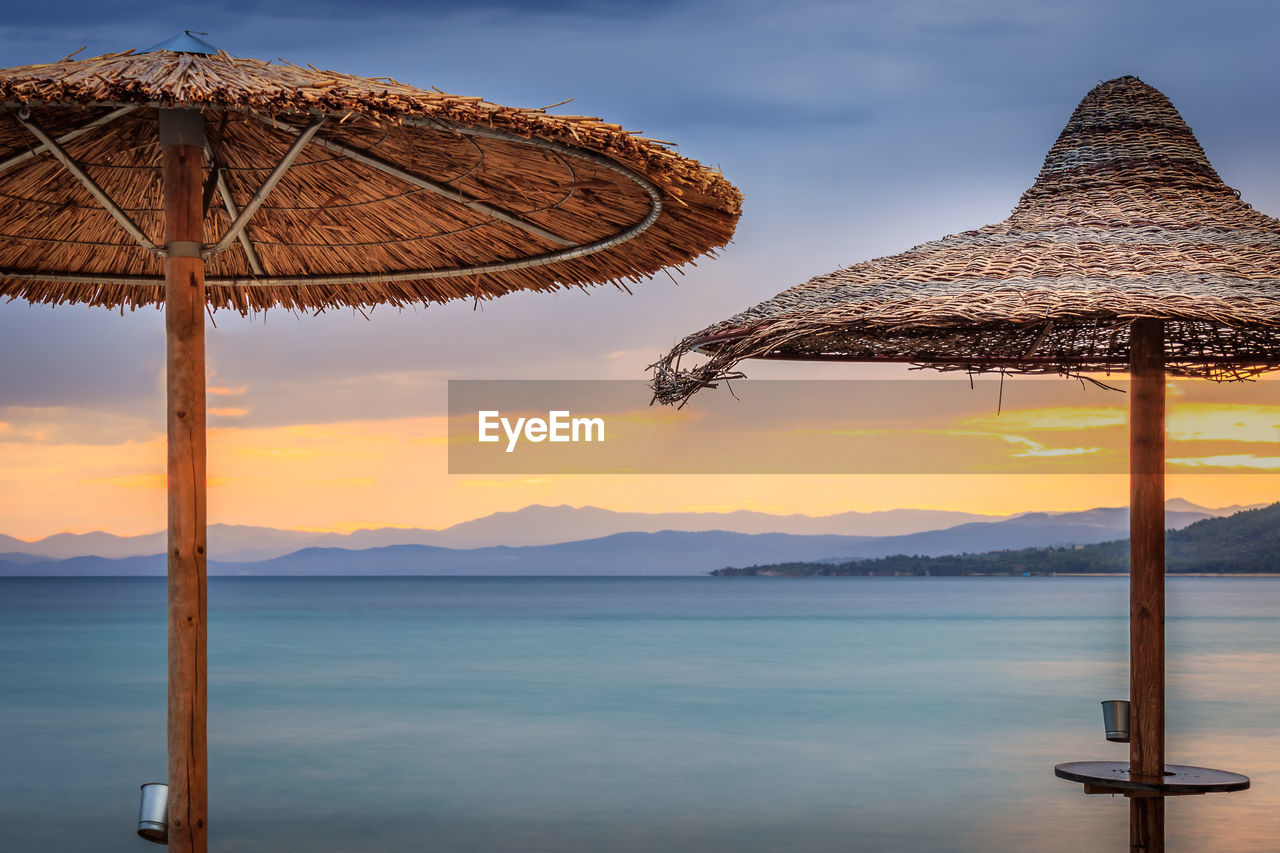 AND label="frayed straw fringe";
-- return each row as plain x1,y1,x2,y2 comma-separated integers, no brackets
0,49,741,312
652,77,1280,403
